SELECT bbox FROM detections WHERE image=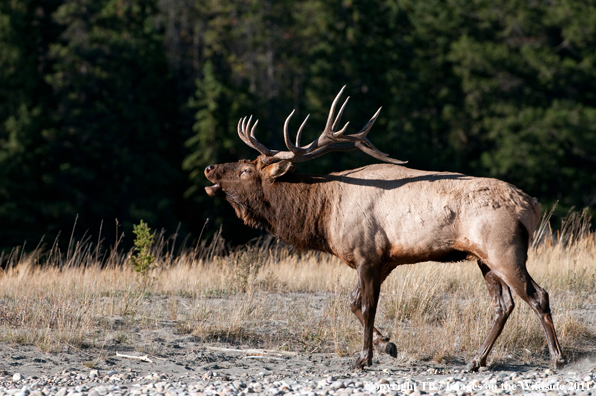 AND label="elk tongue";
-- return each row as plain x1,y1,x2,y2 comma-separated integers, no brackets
205,184,221,197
